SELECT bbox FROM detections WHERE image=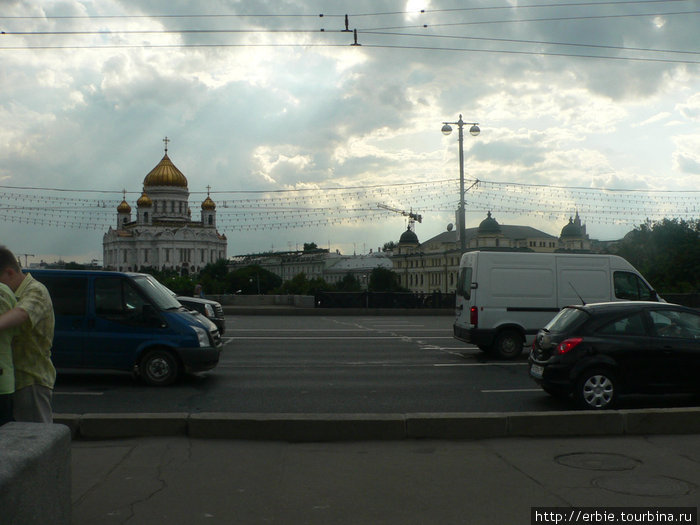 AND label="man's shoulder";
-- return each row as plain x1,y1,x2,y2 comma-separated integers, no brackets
16,274,52,308
0,282,16,308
